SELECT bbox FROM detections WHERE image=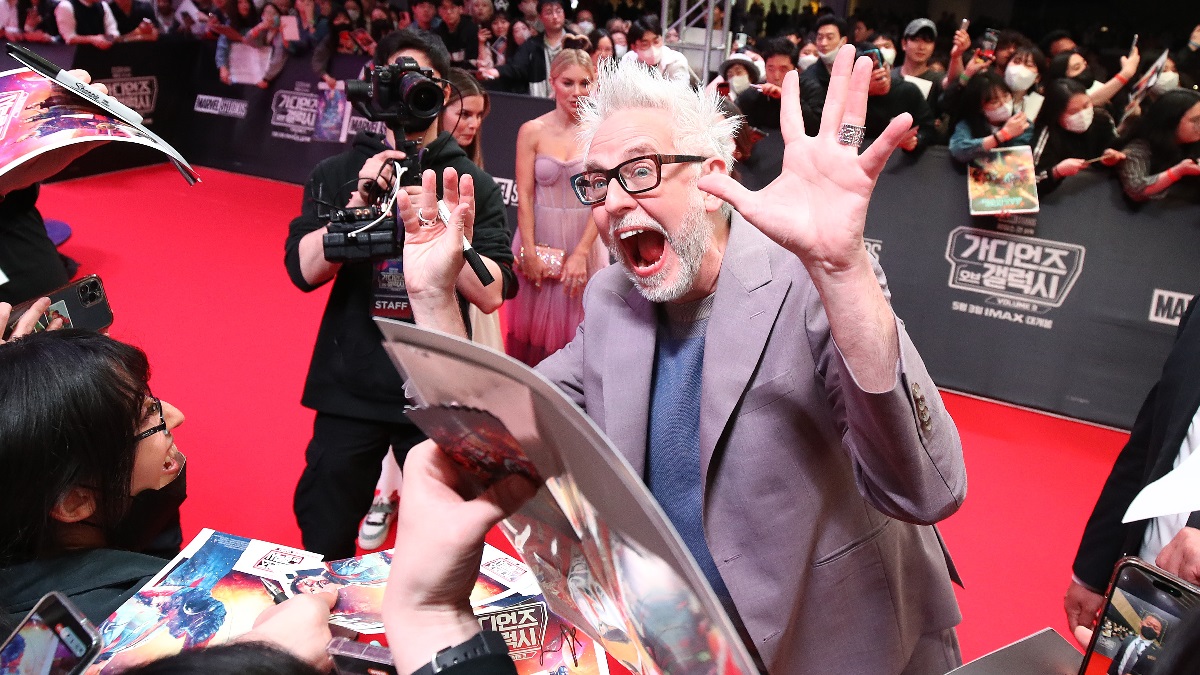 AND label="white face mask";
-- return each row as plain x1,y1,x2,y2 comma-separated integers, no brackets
614,43,627,57
798,53,818,70
1004,63,1037,93
637,44,662,66
985,99,1014,124
1151,70,1180,96
575,20,592,34
819,47,839,65
1061,105,1094,133
879,47,896,67
728,73,750,94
